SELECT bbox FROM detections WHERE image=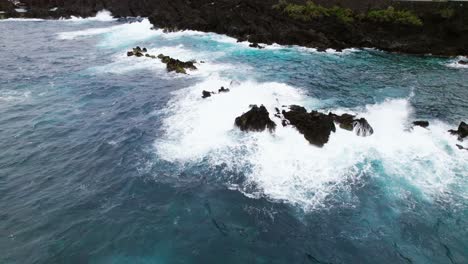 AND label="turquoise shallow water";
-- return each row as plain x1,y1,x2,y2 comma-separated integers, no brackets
0,17,467,264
